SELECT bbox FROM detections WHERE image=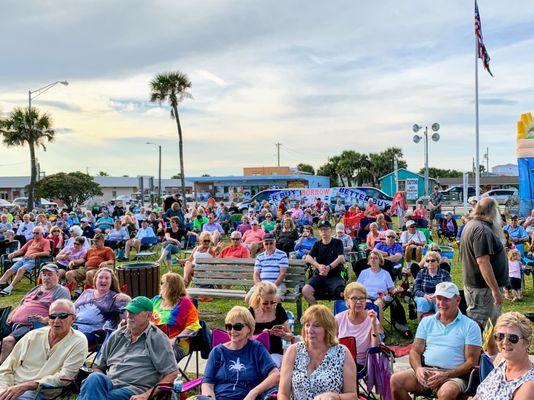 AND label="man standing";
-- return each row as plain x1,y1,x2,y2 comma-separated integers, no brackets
245,233,288,304
428,185,443,228
0,299,88,400
0,226,50,295
303,220,346,304
460,197,507,325
78,296,178,400
390,282,481,399
0,264,70,363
